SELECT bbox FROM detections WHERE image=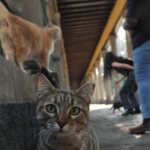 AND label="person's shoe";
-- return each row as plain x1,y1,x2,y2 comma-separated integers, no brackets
122,109,134,116
129,119,150,134
133,108,141,114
